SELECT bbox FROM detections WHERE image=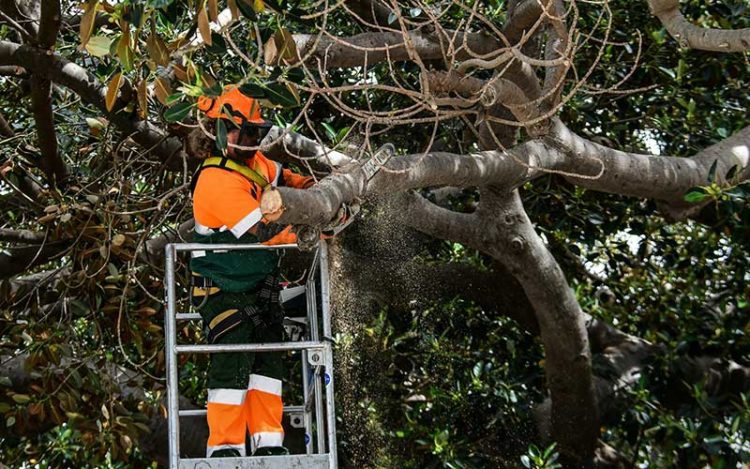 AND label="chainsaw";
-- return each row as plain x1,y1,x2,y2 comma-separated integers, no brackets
295,143,395,251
